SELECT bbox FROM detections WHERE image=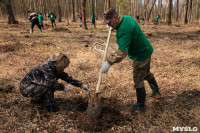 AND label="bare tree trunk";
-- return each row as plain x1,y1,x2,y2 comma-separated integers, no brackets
91,0,96,28
158,0,161,15
147,0,156,21
76,0,81,14
151,0,155,20
196,0,199,21
72,0,76,22
82,0,87,29
184,0,189,24
104,0,106,12
34,0,37,13
176,0,179,21
92,0,95,14
6,0,18,24
188,0,193,24
56,0,62,22
95,0,97,19
133,0,136,19
144,0,150,20
168,0,172,25
107,0,110,10
66,0,69,25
